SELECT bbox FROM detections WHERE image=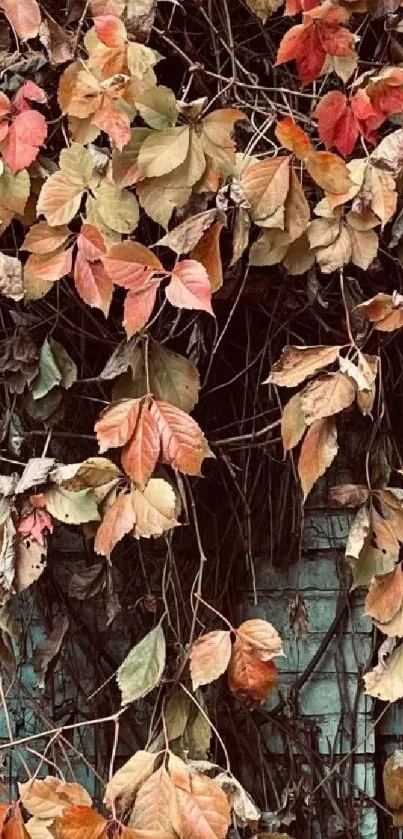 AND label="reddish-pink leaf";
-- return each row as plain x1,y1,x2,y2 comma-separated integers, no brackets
228,640,278,704
95,398,142,451
73,251,112,317
121,402,160,488
94,15,126,47
13,80,47,112
0,92,11,121
77,224,106,261
17,508,53,547
166,260,214,315
150,399,207,475
94,492,136,559
123,281,160,338
0,0,41,39
103,242,163,289
0,110,47,172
